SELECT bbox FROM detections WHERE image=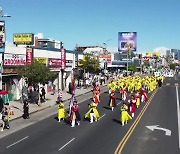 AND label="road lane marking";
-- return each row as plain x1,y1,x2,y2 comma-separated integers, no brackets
166,83,170,86
115,89,157,154
99,114,106,120
58,138,75,151
6,136,29,149
117,102,121,105
176,86,180,149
